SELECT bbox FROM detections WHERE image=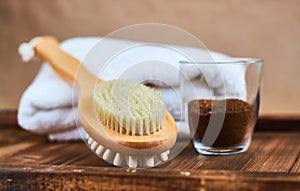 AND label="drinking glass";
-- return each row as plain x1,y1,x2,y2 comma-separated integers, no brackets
180,58,263,155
